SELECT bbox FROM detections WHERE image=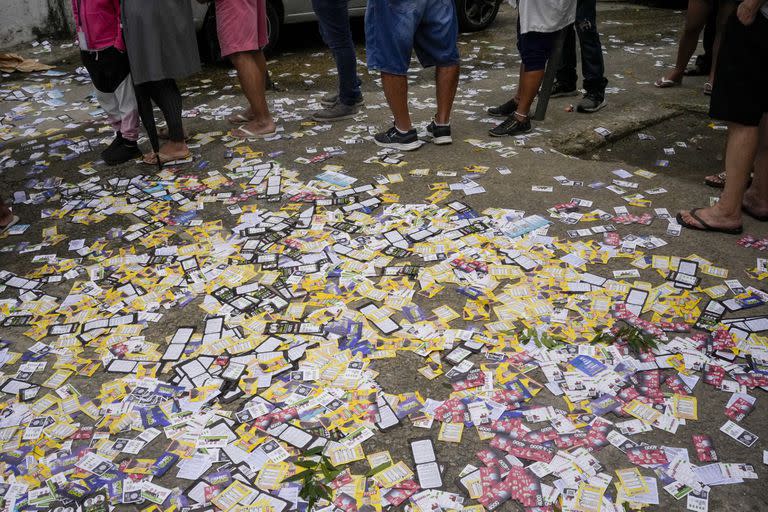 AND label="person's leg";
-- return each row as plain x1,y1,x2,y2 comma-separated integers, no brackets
364,0,417,135
114,76,140,142
517,70,546,118
435,65,459,124
487,62,524,116
381,72,412,131
411,0,460,125
554,23,578,91
679,121,758,229
699,3,717,71
743,115,768,217
229,50,276,135
0,196,13,228
489,28,553,136
99,76,141,164
707,0,737,87
661,0,711,84
312,0,361,106
94,88,123,138
147,80,188,158
574,0,607,101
